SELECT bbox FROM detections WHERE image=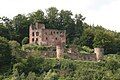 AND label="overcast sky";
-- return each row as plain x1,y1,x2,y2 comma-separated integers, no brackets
0,0,120,32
